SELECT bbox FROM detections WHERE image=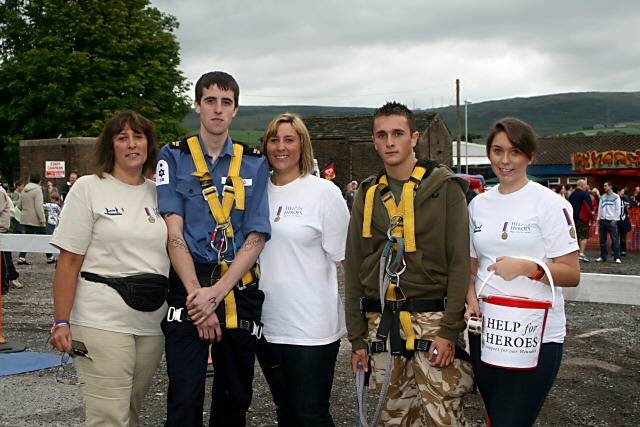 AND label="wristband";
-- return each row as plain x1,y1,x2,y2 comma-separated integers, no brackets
529,264,545,281
50,320,70,334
